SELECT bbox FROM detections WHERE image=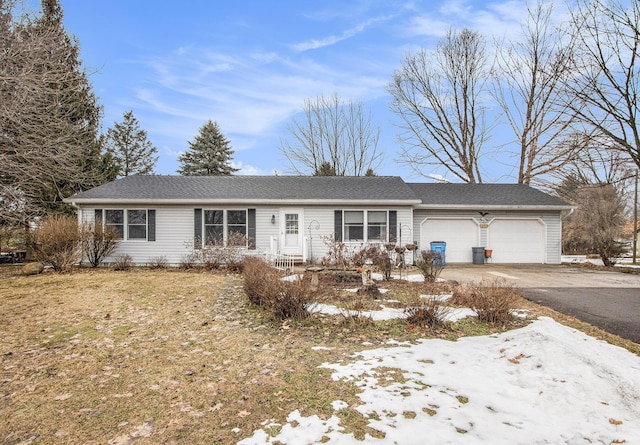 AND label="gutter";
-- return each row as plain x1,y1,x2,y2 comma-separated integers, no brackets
63,198,424,206
414,204,574,211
